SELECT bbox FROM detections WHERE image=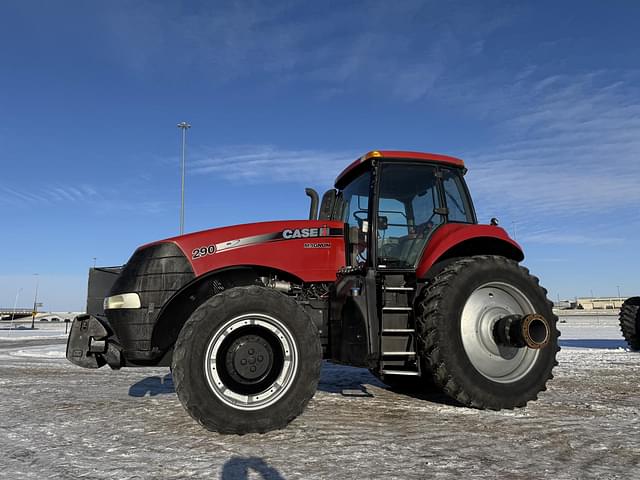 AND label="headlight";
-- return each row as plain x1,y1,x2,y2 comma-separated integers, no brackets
104,293,141,310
